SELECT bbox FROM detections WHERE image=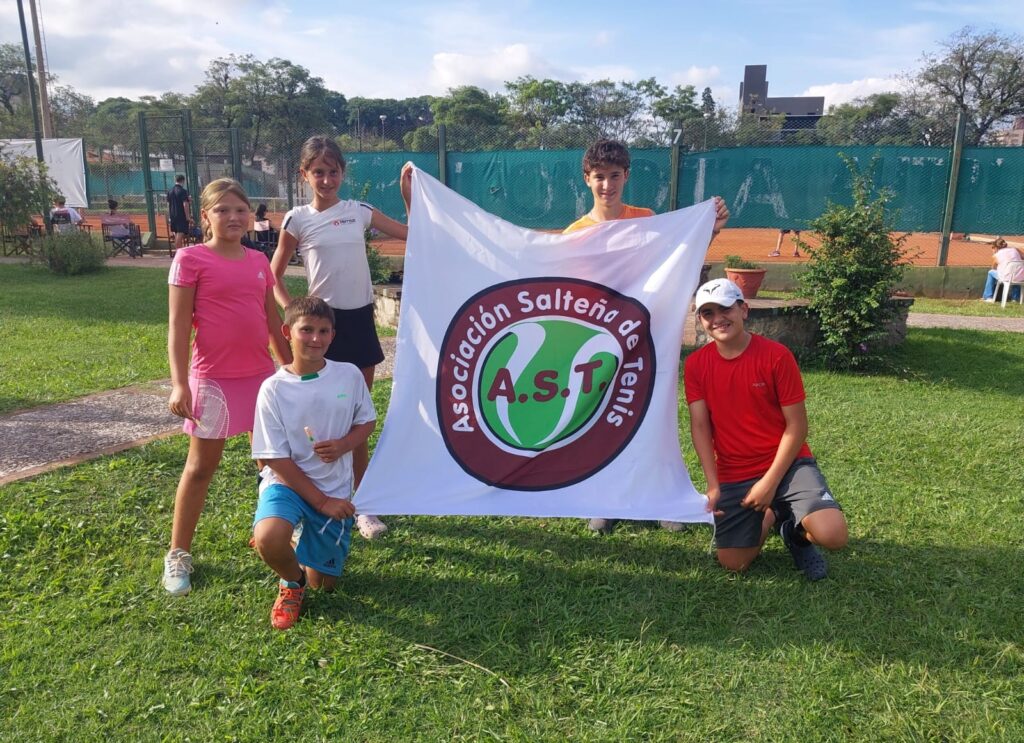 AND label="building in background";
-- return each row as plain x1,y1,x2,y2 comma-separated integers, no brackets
991,117,1024,146
739,65,824,131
